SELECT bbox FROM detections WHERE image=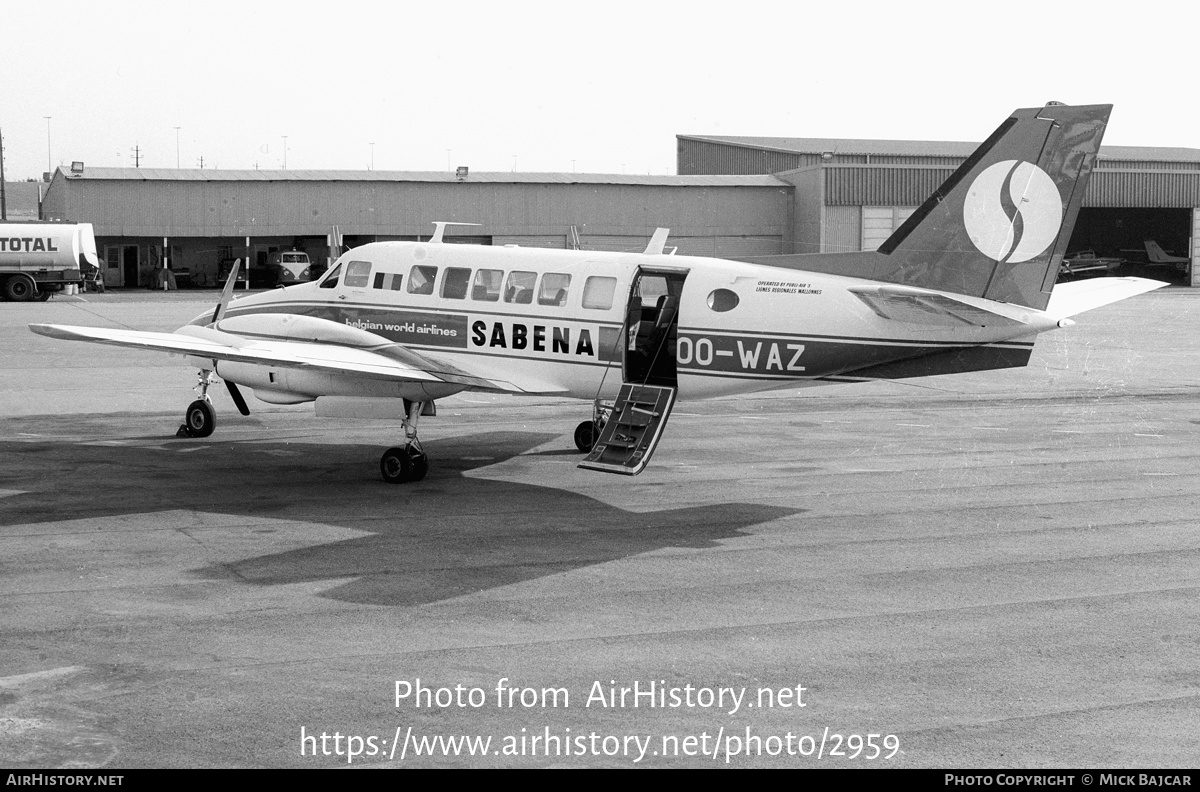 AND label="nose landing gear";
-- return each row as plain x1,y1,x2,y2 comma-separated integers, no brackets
177,369,217,438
